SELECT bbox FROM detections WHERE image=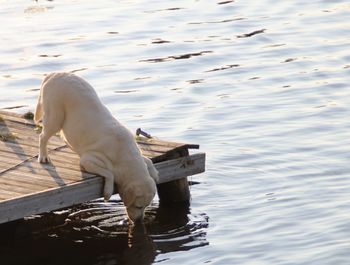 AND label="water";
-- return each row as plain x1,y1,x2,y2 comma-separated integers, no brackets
1,0,350,264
